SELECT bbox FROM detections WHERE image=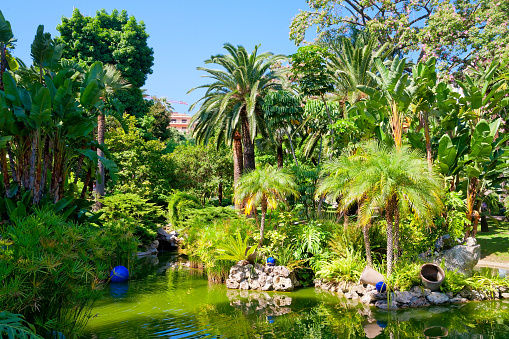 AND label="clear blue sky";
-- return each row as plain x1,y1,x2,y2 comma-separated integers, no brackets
2,1,314,114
